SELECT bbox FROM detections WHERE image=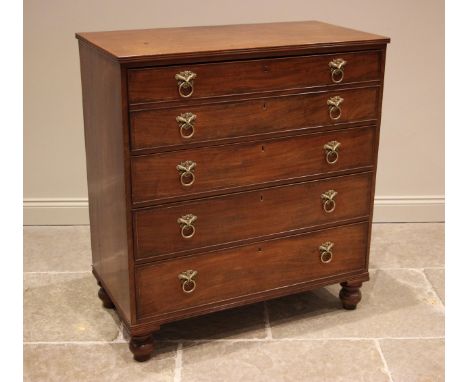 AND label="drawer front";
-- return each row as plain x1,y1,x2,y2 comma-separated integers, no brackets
131,87,379,152
136,222,368,318
133,172,372,260
128,51,381,104
132,126,375,204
